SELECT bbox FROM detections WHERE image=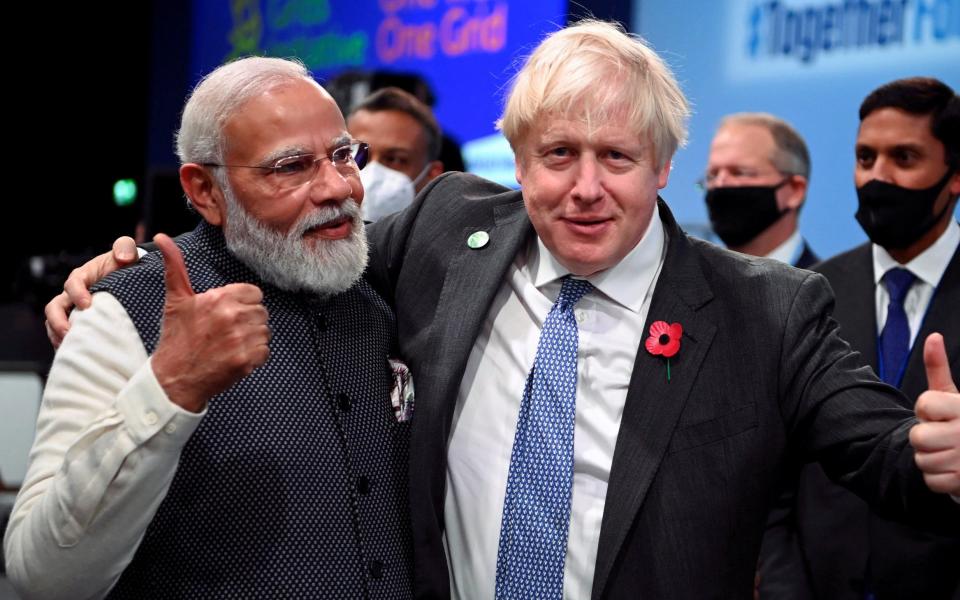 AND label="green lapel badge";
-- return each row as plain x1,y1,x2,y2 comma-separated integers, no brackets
467,230,490,249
